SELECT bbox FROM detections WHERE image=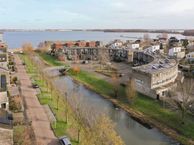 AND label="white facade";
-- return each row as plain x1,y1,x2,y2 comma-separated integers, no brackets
168,47,182,56
131,43,140,50
0,33,3,42
145,45,160,53
0,92,9,110
111,40,123,48
186,52,194,60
